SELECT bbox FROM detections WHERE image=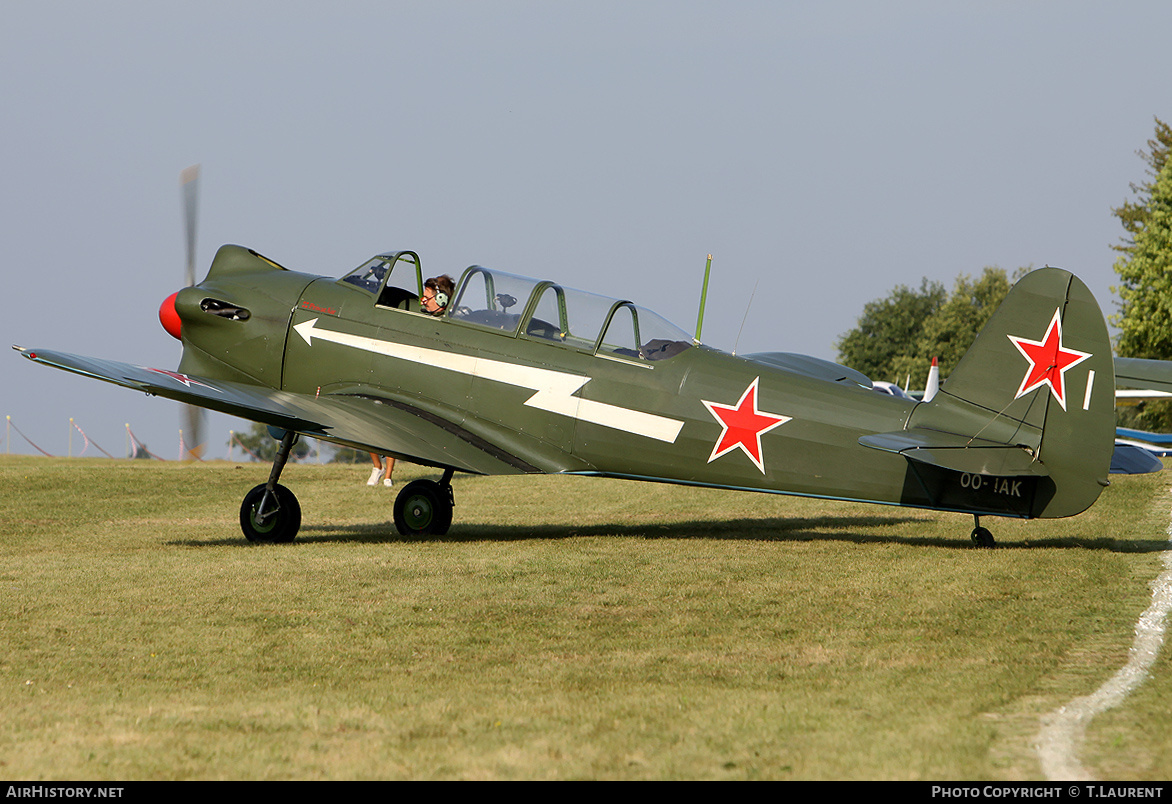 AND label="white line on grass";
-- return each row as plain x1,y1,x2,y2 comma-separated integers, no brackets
1035,517,1172,780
